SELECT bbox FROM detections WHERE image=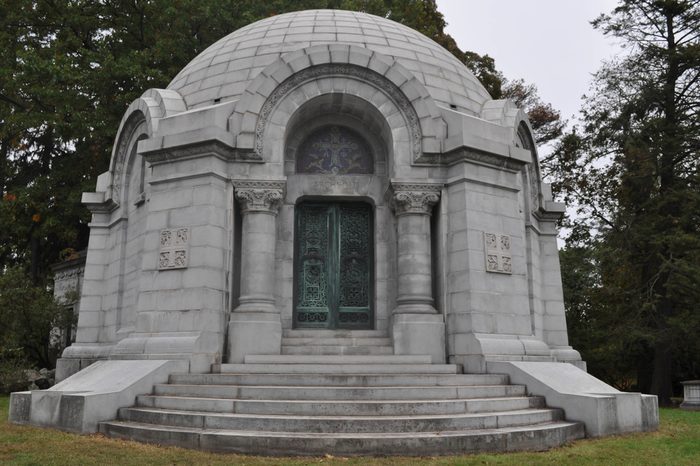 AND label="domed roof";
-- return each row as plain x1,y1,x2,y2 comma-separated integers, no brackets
167,10,491,116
